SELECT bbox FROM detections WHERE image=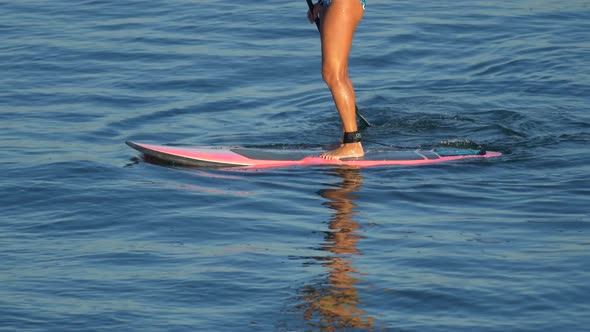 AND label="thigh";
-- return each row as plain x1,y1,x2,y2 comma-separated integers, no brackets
321,0,364,69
